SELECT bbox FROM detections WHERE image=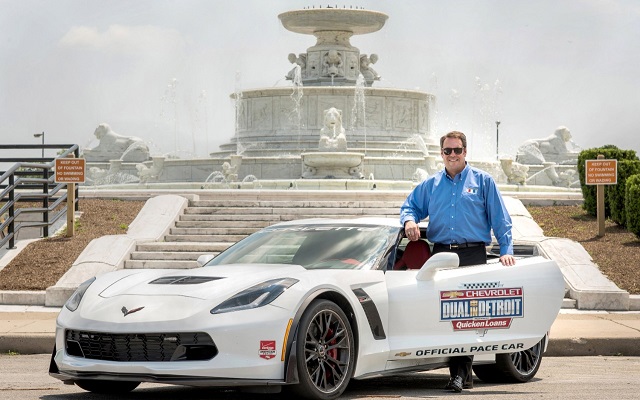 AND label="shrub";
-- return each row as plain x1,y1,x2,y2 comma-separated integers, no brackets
608,160,640,226
626,174,640,238
578,146,638,217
